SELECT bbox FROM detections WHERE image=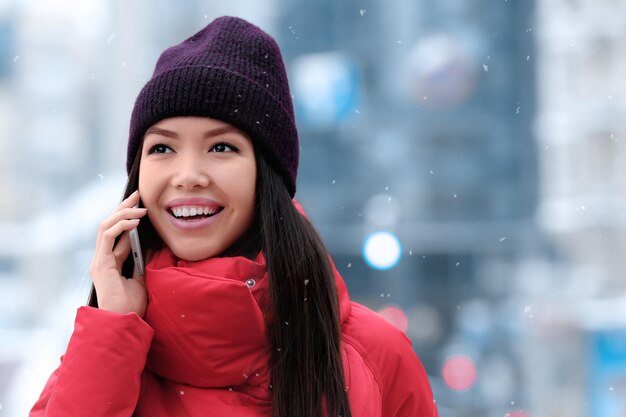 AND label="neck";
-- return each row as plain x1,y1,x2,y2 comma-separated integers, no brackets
218,221,262,260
